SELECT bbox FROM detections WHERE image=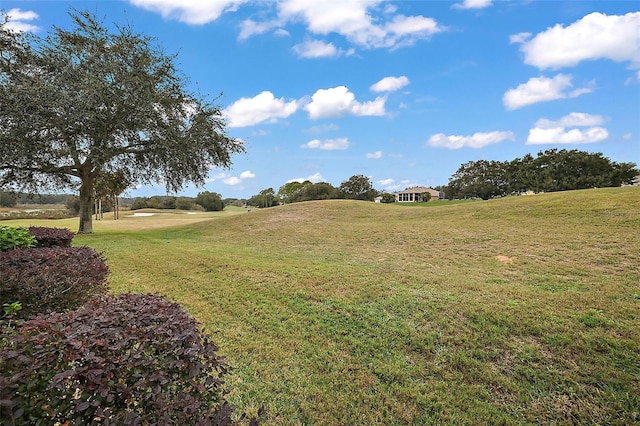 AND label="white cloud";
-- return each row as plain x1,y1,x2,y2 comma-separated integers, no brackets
452,0,493,10
527,127,608,145
238,19,276,40
293,39,336,58
527,112,608,145
205,172,229,183
370,76,410,92
305,86,386,119
292,39,354,58
626,70,640,85
223,176,242,185
2,8,40,32
427,131,515,149
366,151,383,159
509,32,531,44
301,138,350,150
513,12,640,70
129,0,249,25
224,91,299,127
377,178,395,186
131,1,444,50
238,19,291,40
305,123,340,134
503,74,592,110
215,170,255,185
277,0,444,49
534,112,605,129
287,172,324,183
384,15,441,43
